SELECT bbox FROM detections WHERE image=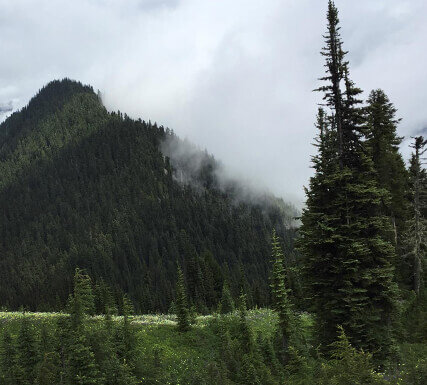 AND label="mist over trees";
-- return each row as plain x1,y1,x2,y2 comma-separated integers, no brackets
0,1,425,384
